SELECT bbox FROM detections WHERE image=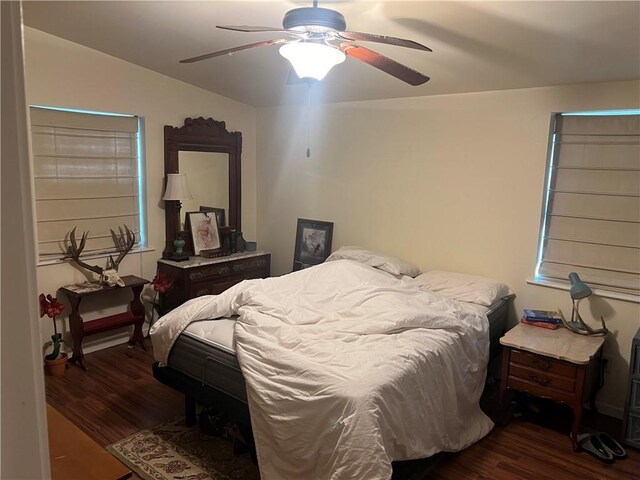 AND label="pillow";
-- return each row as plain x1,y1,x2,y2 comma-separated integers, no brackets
413,270,510,307
326,246,422,278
